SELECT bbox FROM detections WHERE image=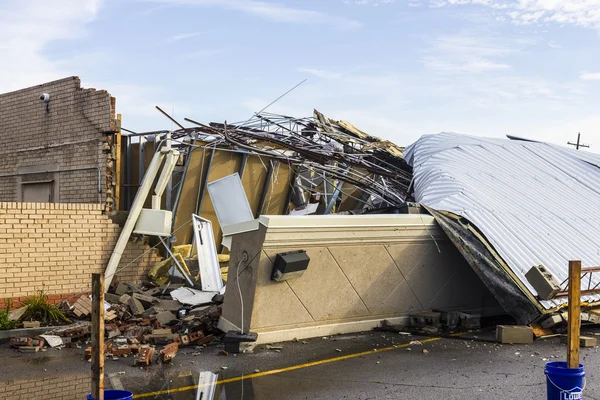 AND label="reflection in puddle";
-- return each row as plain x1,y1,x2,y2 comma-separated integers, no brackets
118,370,254,399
